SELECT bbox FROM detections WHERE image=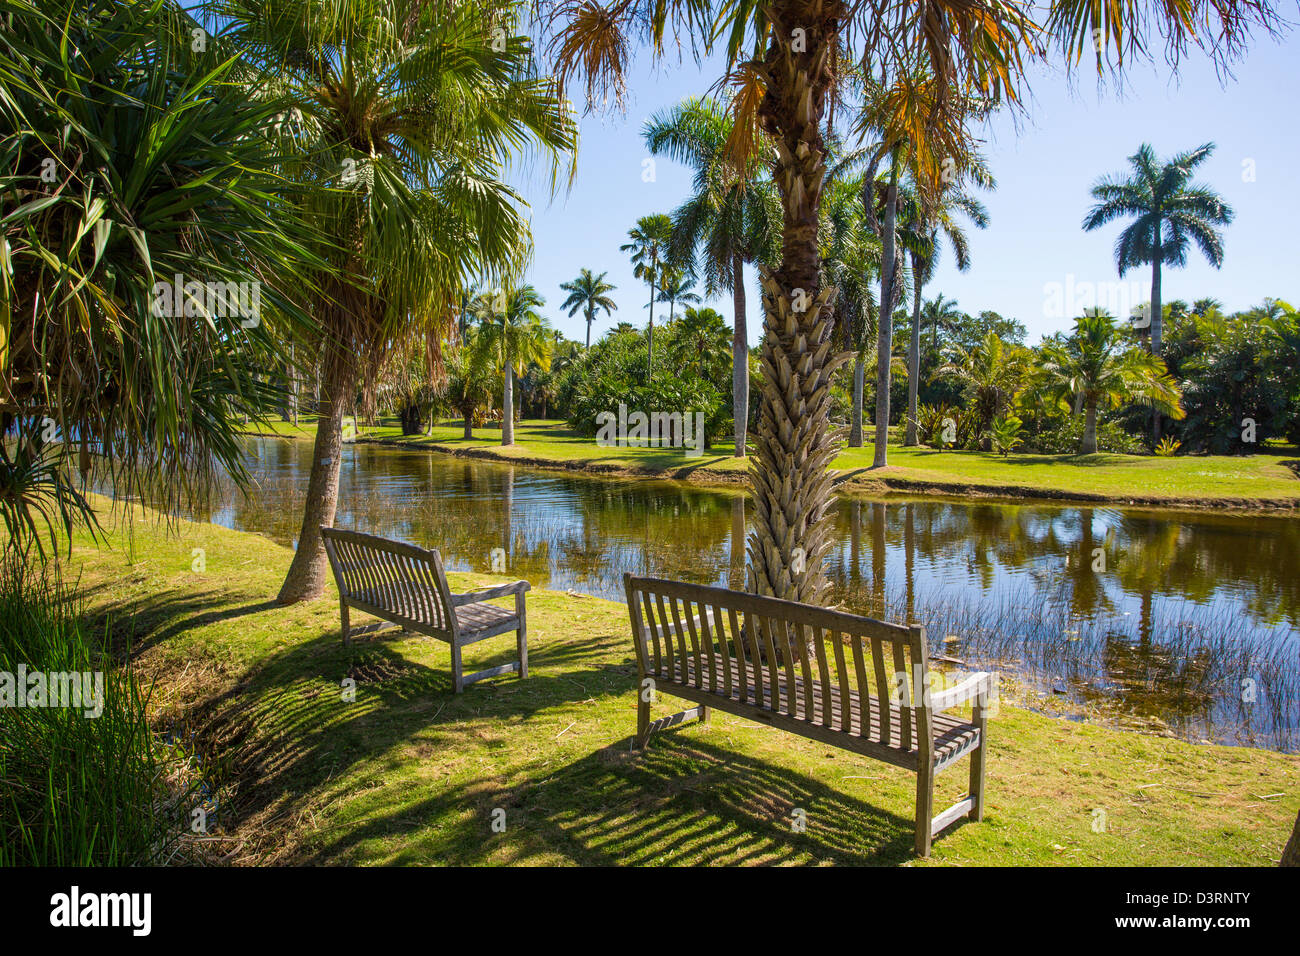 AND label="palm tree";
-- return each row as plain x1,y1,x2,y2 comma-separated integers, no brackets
620,214,673,379
559,268,617,348
644,97,781,458
819,168,881,447
922,294,965,352
933,332,1029,451
902,165,992,445
0,0,314,552
654,268,702,322
669,307,732,381
1083,143,1234,360
220,0,576,603
1039,313,1185,454
548,0,1276,606
472,286,555,445
447,327,498,439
